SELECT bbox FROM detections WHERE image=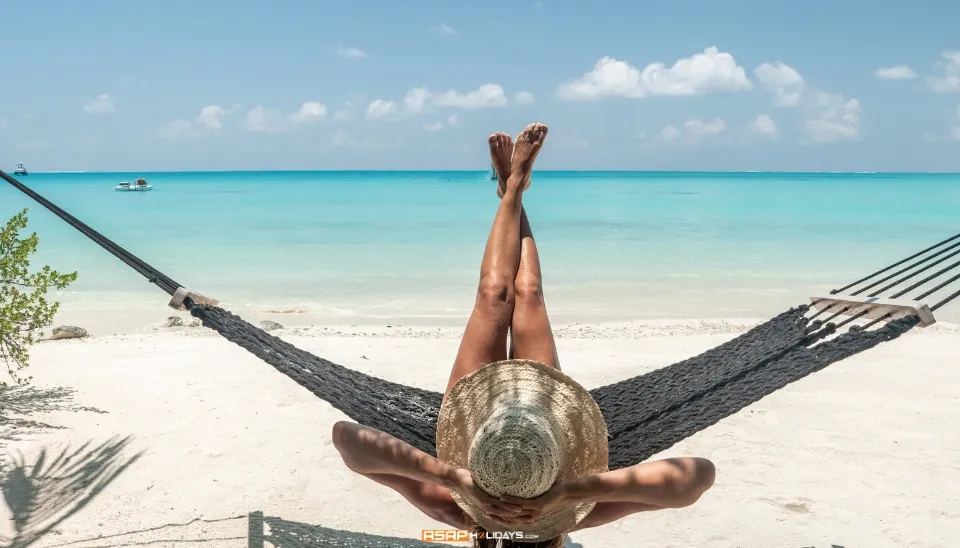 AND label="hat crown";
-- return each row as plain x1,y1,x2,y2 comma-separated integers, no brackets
467,404,564,499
